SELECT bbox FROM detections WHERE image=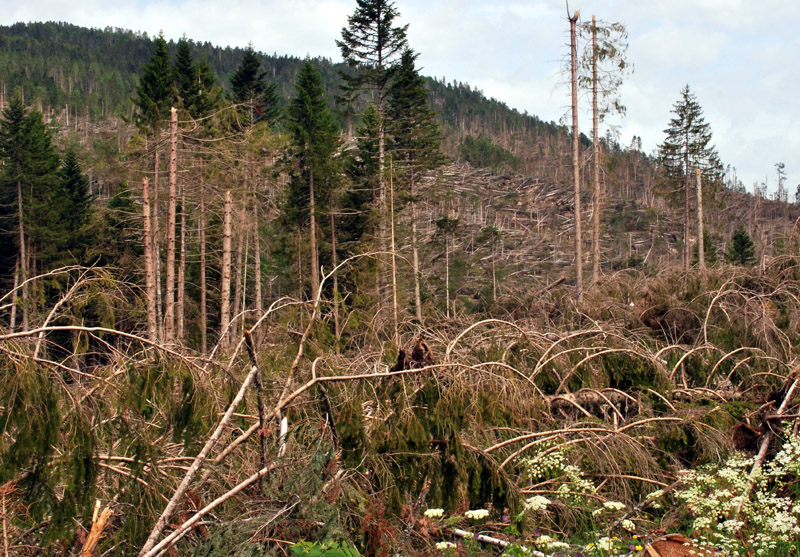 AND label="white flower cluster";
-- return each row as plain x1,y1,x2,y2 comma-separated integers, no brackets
435,541,456,550
595,537,615,551
672,436,800,555
534,535,570,552
517,444,567,481
592,500,626,516
524,495,551,512
424,508,444,518
464,508,489,520
621,519,636,532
